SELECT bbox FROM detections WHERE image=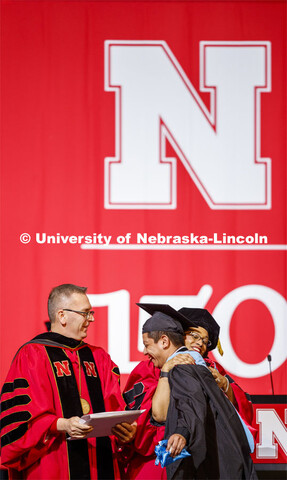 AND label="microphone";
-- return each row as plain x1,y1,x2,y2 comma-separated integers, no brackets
267,355,275,395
